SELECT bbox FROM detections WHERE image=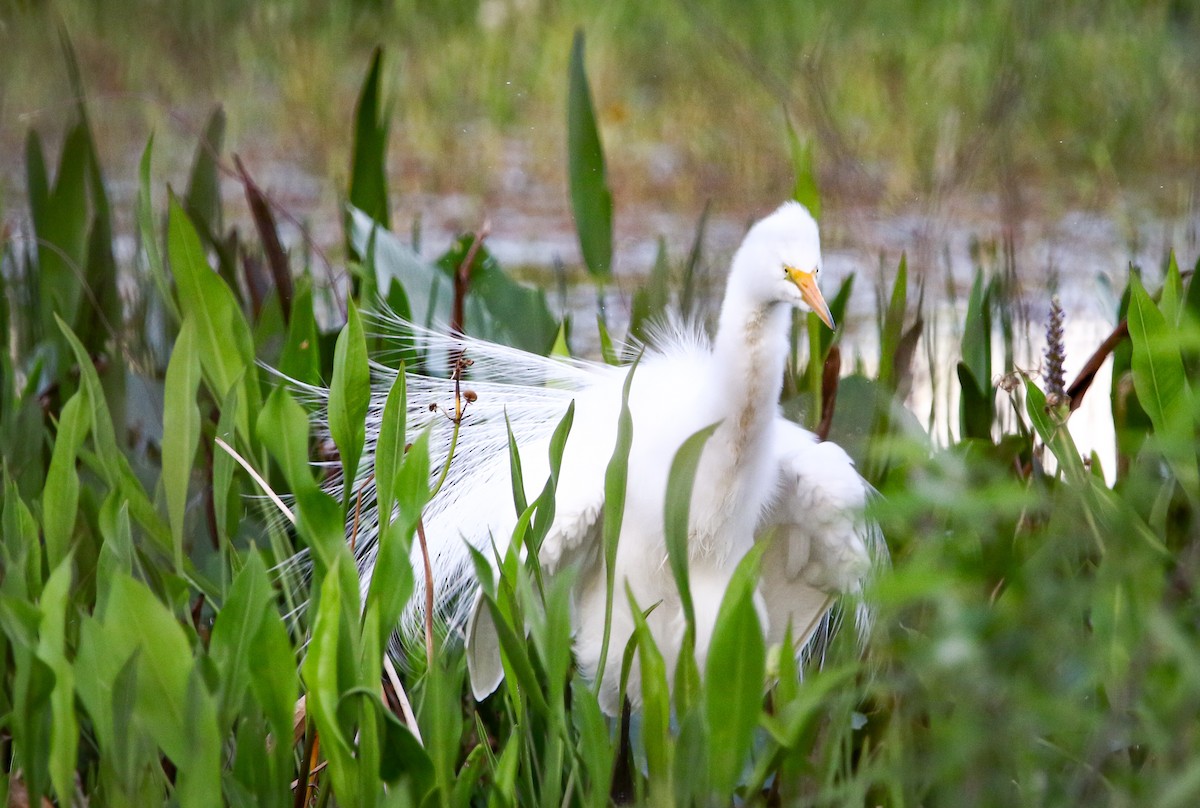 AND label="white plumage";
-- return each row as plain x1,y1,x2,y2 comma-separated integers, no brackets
335,201,882,714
